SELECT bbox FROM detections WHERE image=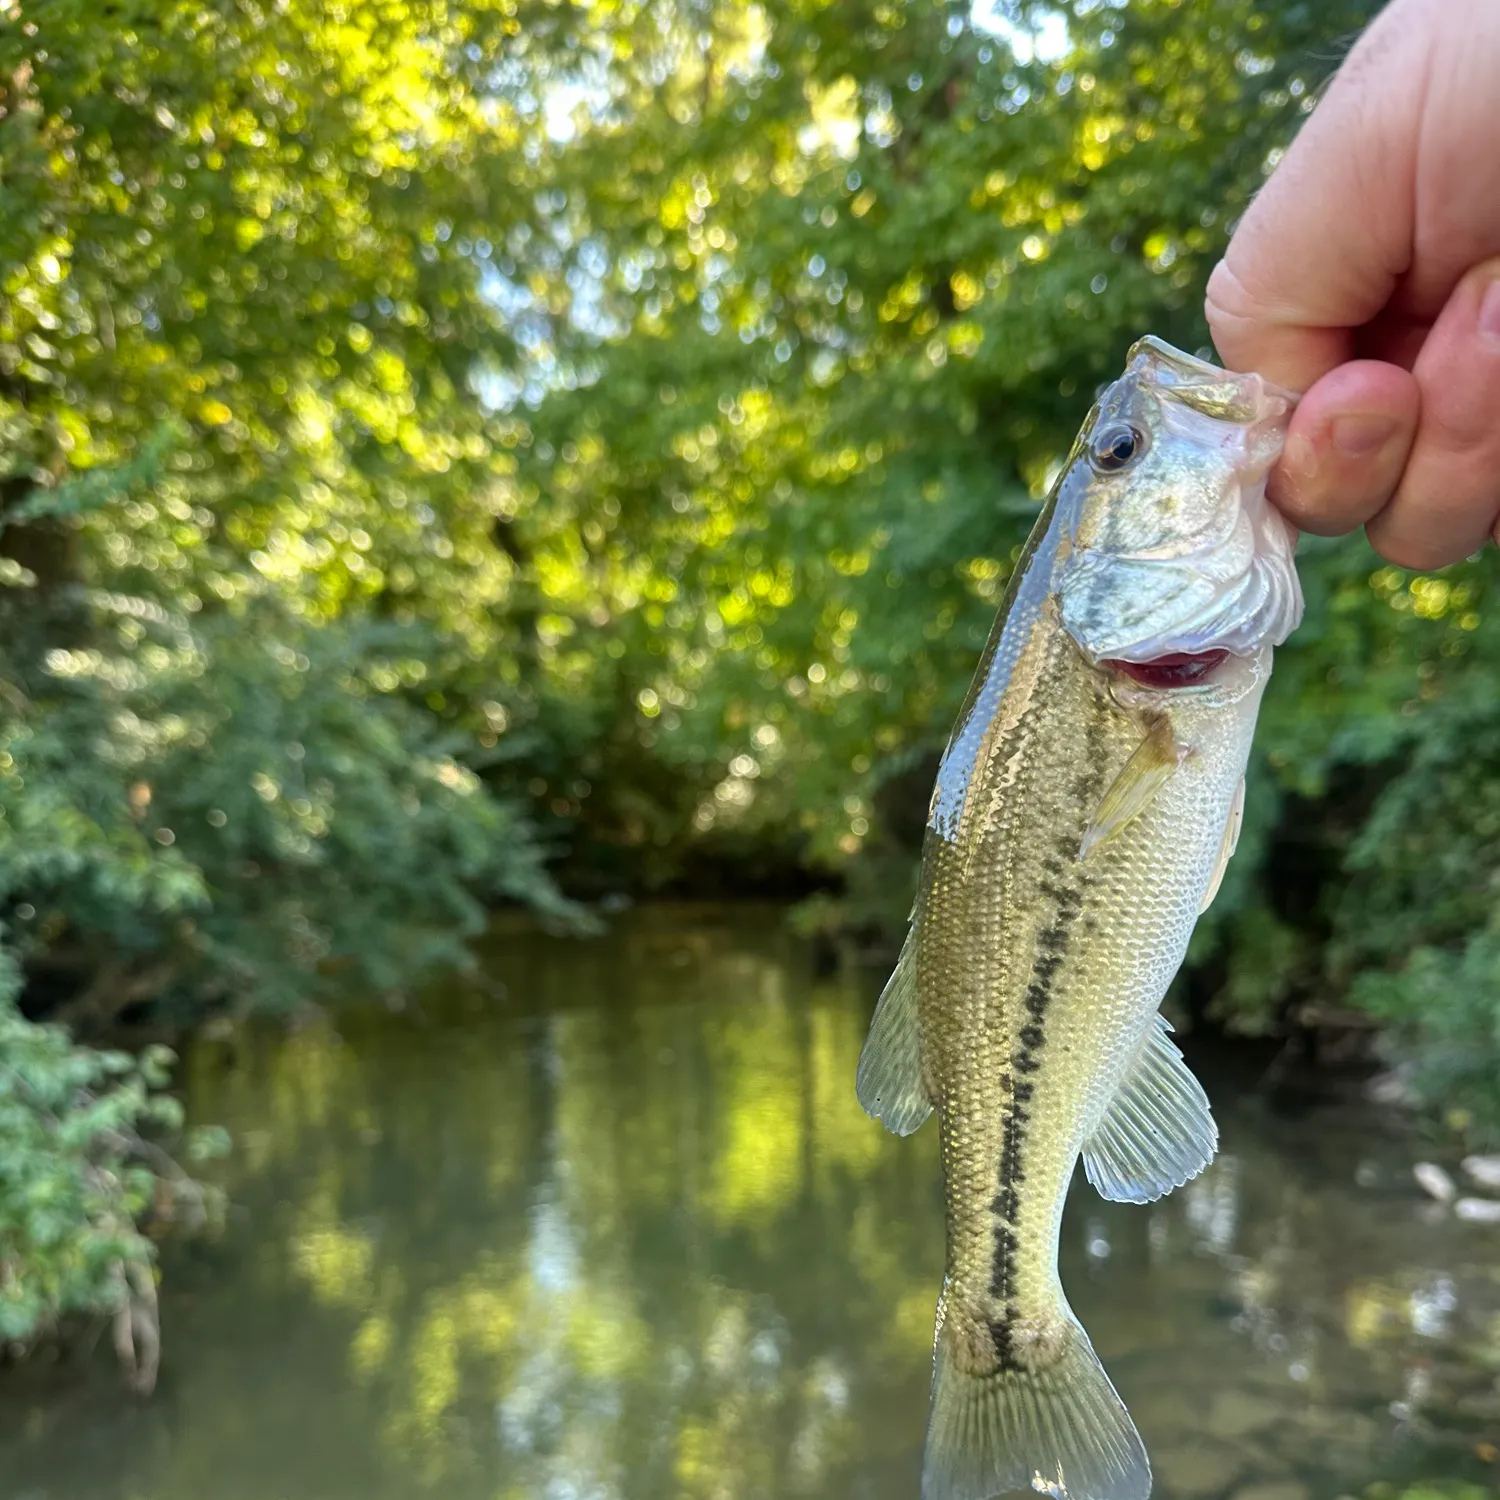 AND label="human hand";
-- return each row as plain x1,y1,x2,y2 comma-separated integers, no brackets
1205,0,1500,570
